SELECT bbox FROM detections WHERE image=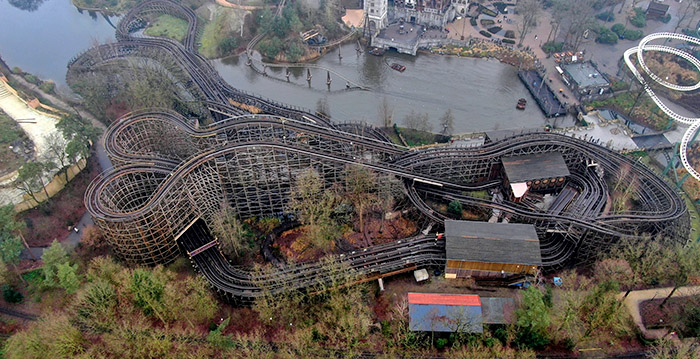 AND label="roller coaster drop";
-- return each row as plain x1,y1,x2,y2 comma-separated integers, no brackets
72,1,689,303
